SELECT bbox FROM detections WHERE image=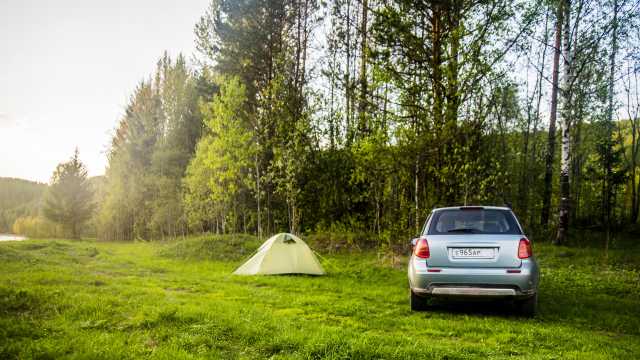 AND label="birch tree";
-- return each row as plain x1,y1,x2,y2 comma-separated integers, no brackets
555,0,572,245
541,1,564,227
